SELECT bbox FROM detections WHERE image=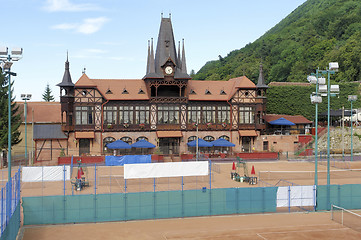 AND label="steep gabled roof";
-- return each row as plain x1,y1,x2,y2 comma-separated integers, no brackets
75,73,96,87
